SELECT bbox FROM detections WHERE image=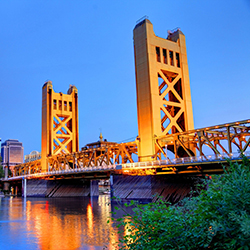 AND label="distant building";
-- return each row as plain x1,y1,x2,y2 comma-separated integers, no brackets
24,151,41,163
1,139,24,170
82,133,116,150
